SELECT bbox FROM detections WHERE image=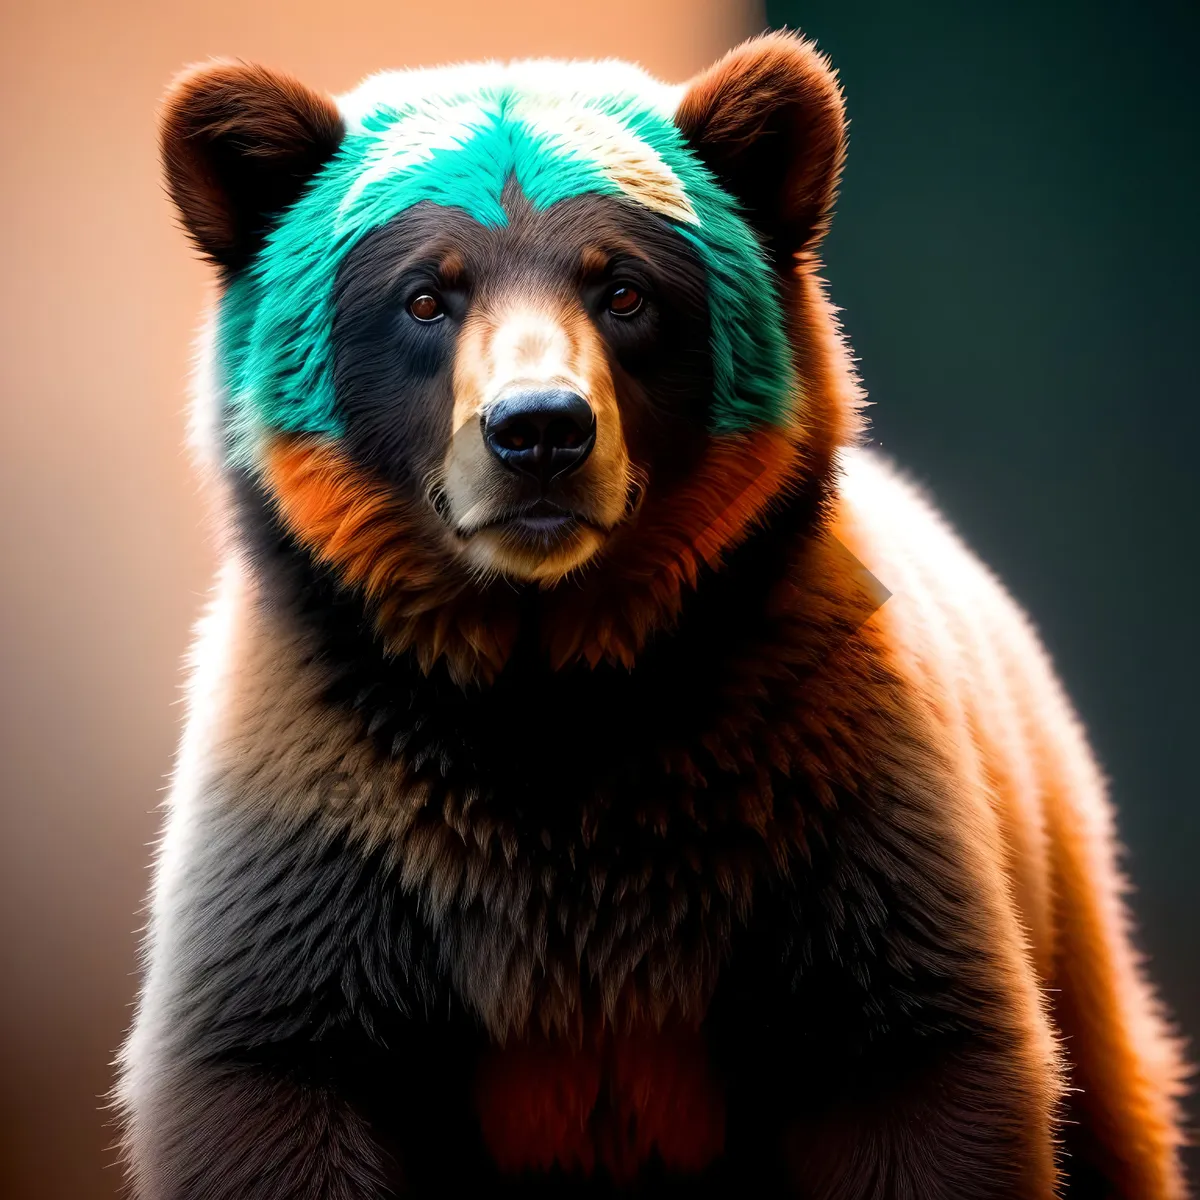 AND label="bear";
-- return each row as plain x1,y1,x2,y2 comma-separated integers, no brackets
116,32,1190,1199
